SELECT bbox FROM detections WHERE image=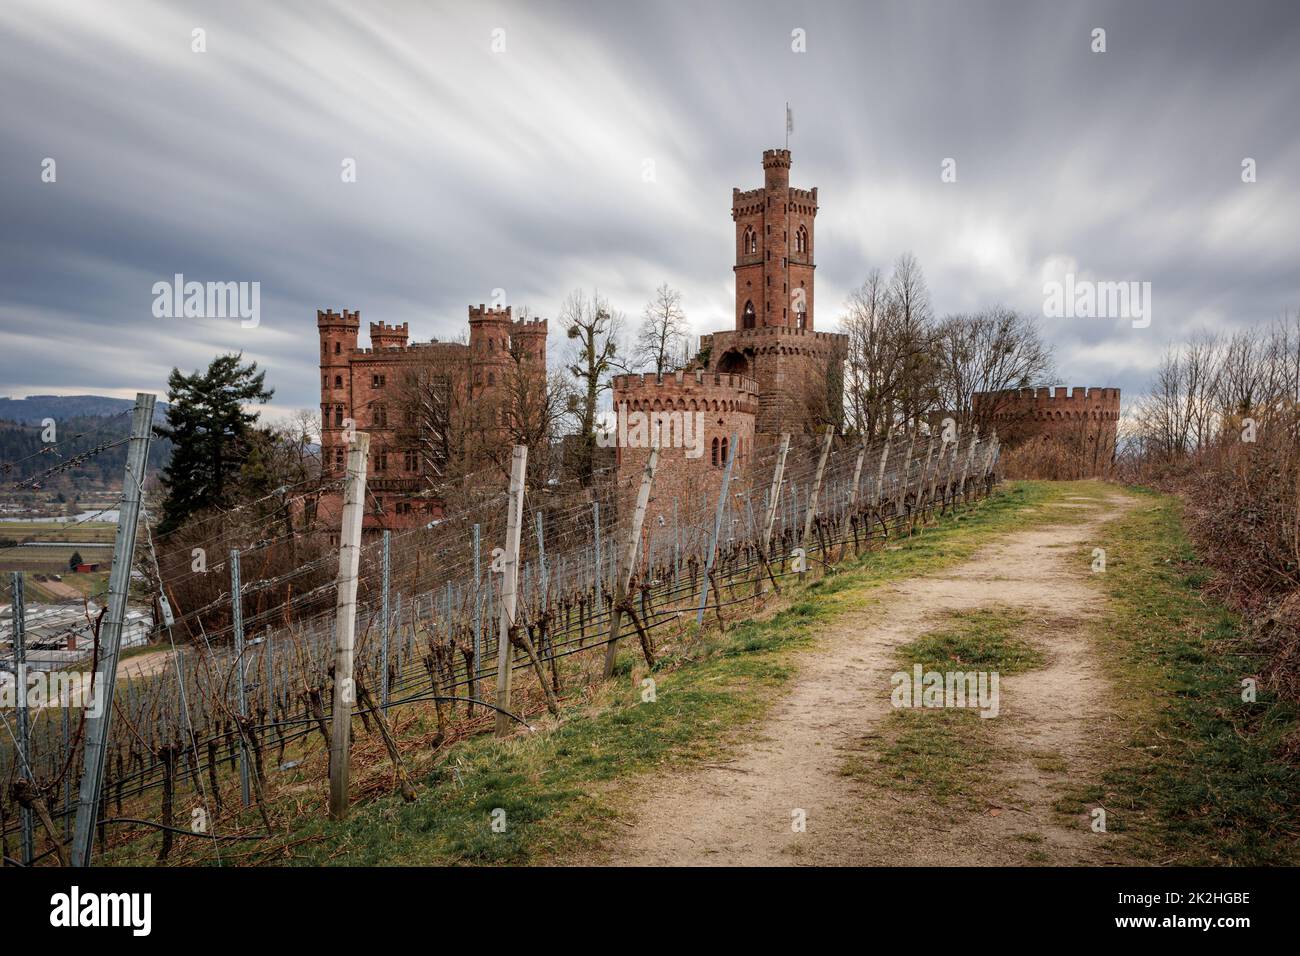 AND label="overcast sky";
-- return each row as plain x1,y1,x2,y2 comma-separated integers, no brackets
2,0,1298,420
